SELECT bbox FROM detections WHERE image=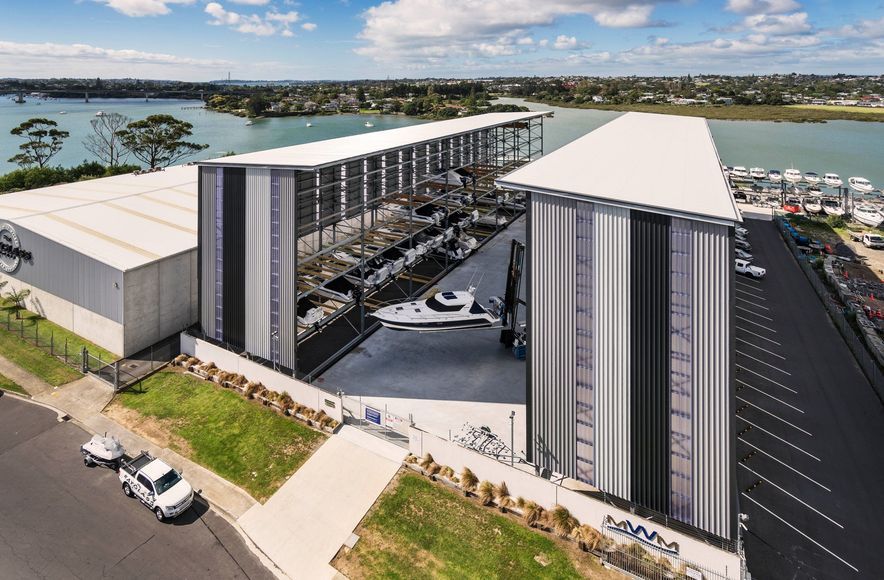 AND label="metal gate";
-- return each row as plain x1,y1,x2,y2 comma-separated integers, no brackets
341,395,410,448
